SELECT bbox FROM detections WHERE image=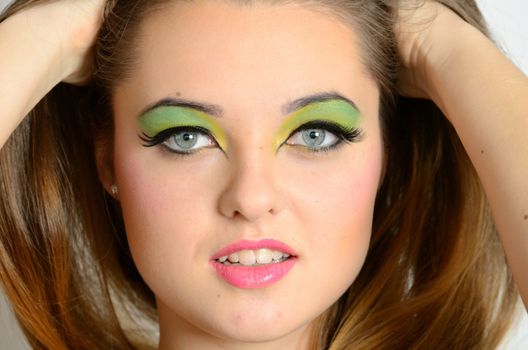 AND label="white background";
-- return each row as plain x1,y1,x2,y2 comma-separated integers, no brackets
1,0,527,349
